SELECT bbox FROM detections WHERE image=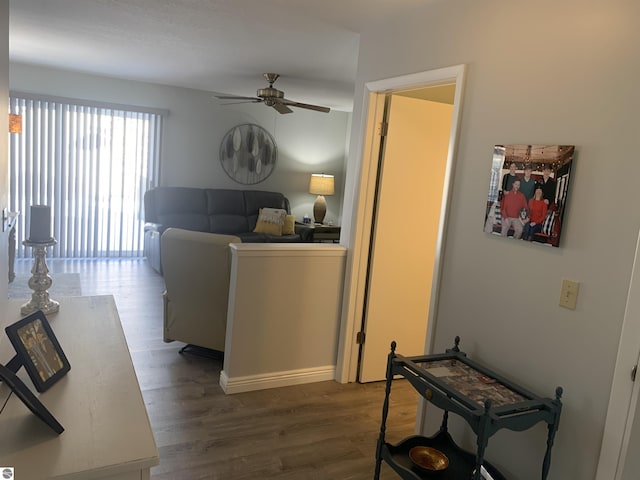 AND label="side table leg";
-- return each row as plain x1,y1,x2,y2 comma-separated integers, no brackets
374,341,397,480
474,400,492,480
542,387,563,480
